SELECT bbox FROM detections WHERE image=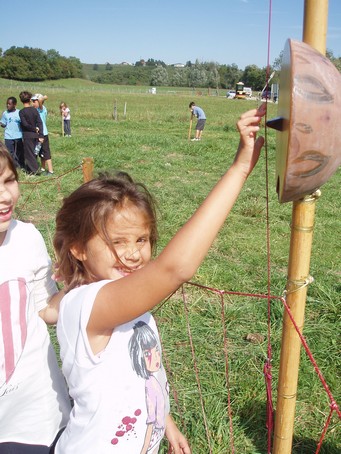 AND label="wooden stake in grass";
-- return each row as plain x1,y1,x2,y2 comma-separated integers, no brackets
113,99,118,121
61,111,64,137
188,113,193,141
273,1,329,453
82,157,94,183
